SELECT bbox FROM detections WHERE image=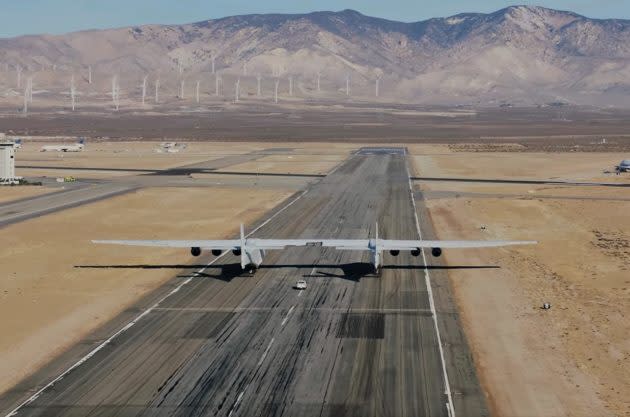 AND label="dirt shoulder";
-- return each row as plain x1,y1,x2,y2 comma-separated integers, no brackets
412,145,629,417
